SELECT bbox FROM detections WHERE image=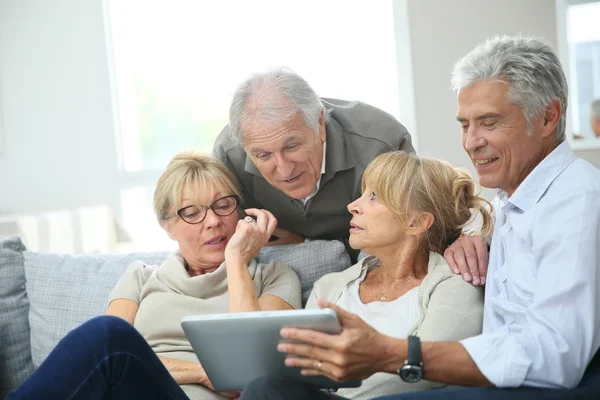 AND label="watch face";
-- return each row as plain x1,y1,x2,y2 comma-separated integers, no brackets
400,365,423,383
